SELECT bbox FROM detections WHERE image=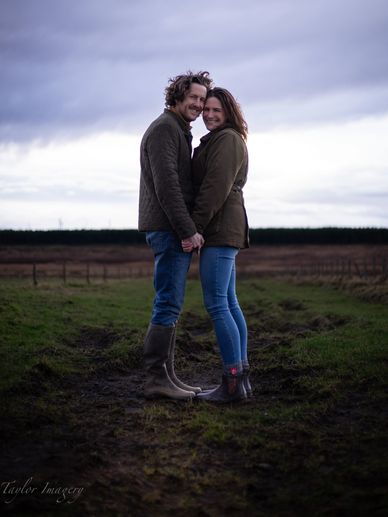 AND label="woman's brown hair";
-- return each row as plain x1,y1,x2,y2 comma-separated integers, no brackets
207,87,248,140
